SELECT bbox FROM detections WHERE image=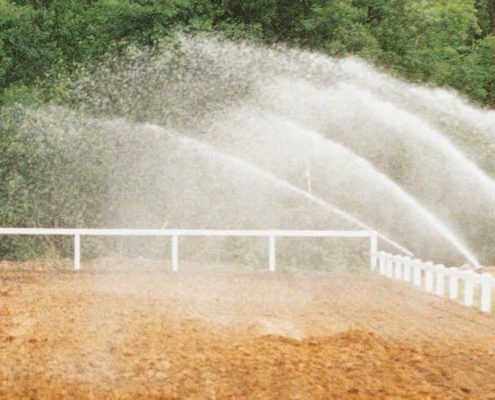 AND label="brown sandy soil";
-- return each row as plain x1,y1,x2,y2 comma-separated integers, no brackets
1,259,495,399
